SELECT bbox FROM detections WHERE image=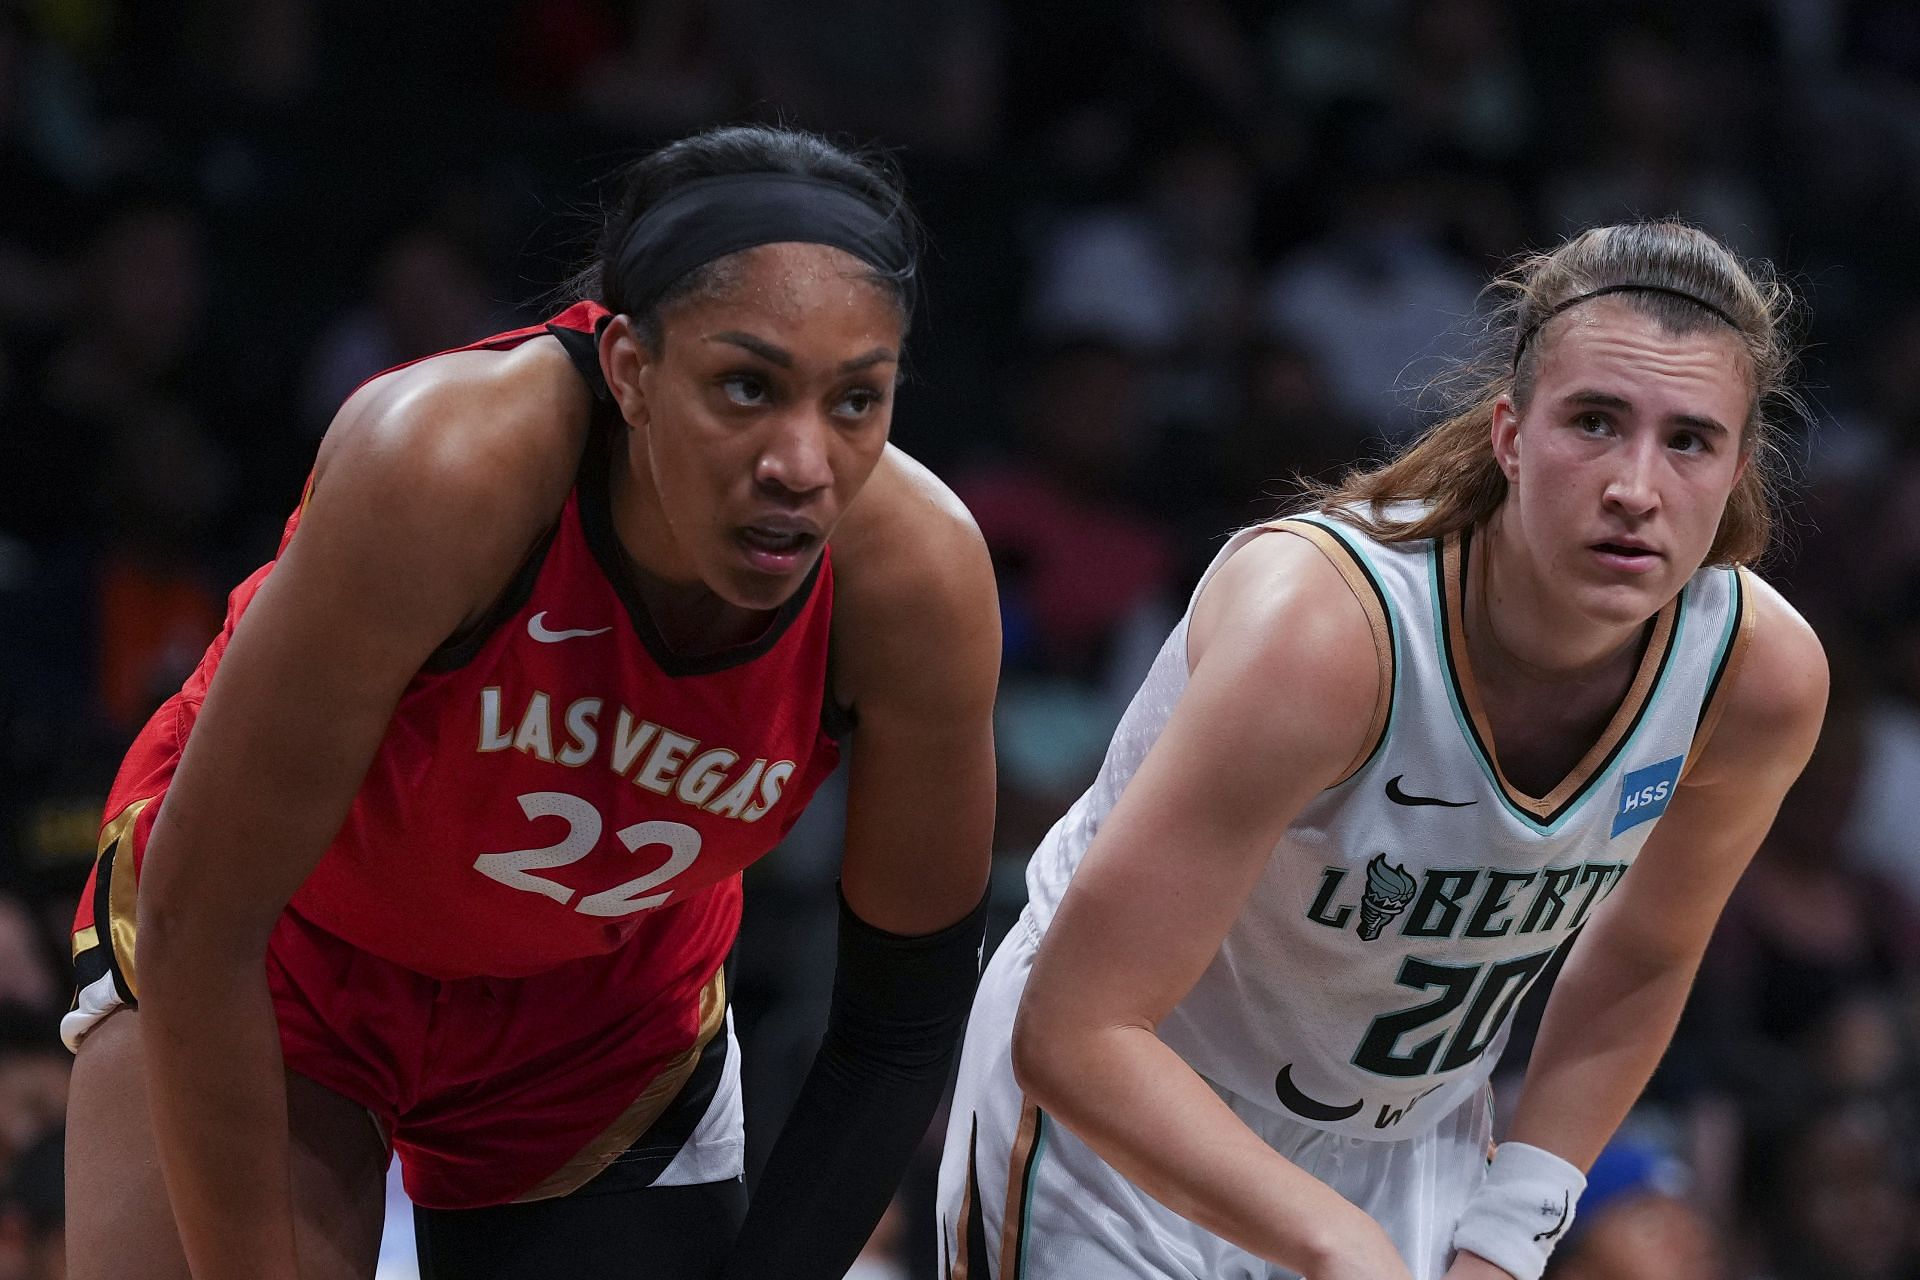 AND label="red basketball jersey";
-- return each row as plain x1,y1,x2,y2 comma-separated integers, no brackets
82,303,843,981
